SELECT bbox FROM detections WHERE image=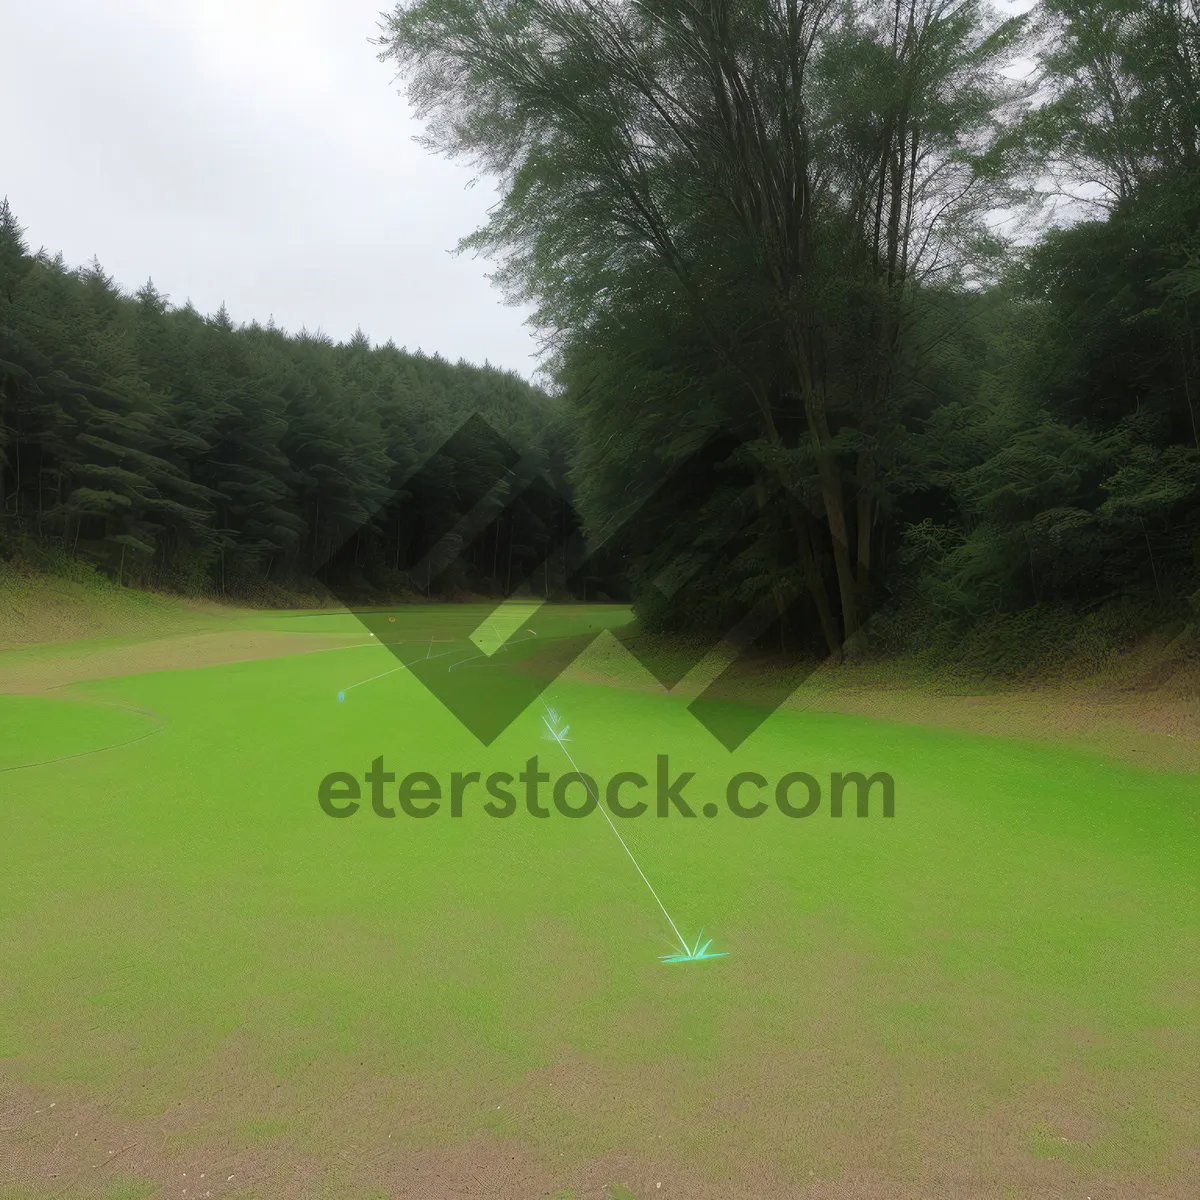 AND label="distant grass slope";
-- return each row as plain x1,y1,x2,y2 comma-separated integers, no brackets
0,556,235,650
0,547,351,651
